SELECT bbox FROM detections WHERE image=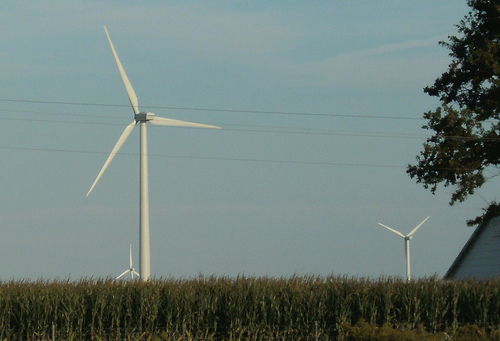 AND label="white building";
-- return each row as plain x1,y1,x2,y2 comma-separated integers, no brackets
445,215,500,280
